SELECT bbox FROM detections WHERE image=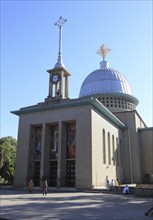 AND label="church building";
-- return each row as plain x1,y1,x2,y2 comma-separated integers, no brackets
12,17,153,189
